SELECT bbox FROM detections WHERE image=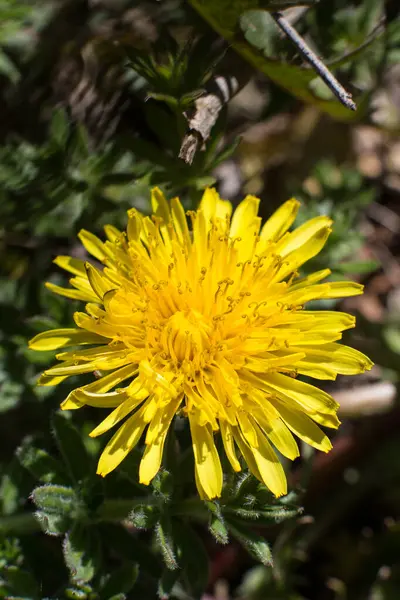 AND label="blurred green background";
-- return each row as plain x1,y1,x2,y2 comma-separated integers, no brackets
0,0,399,599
